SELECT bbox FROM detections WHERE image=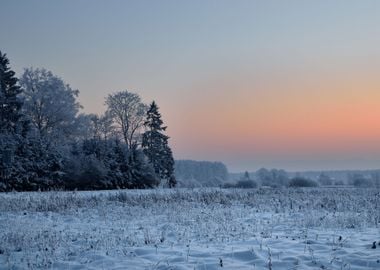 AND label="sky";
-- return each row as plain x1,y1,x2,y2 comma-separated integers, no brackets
1,0,380,172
